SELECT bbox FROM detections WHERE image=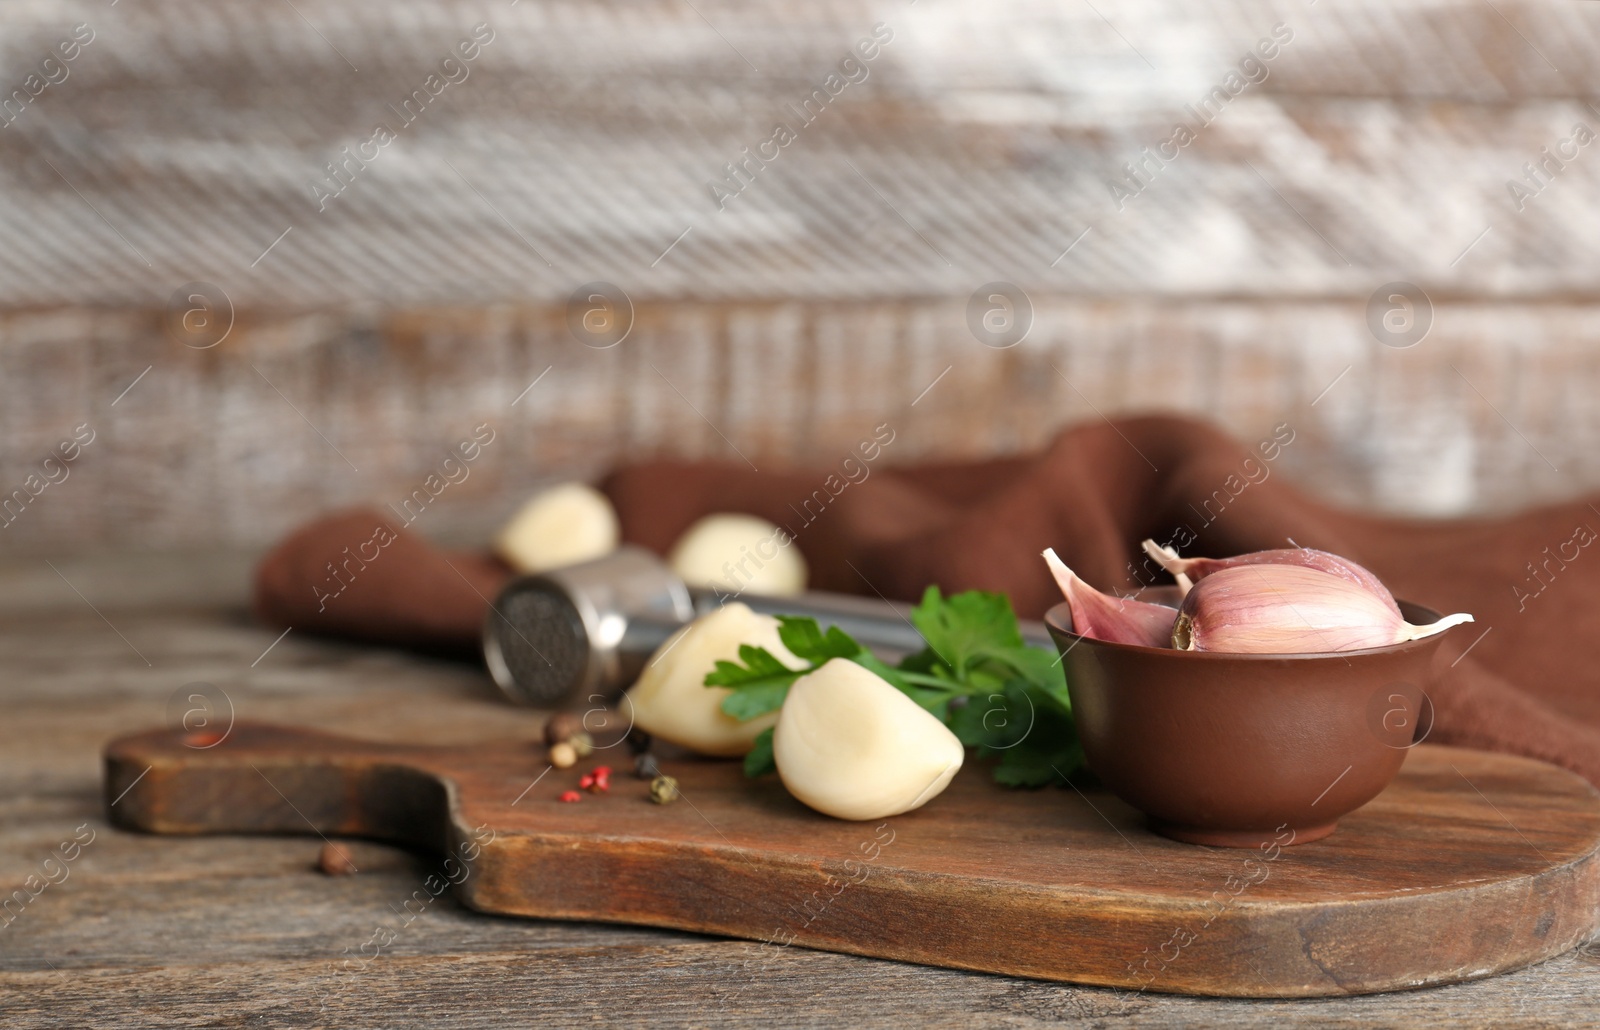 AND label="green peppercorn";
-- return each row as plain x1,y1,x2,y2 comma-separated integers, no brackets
649,775,680,805
569,731,595,758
